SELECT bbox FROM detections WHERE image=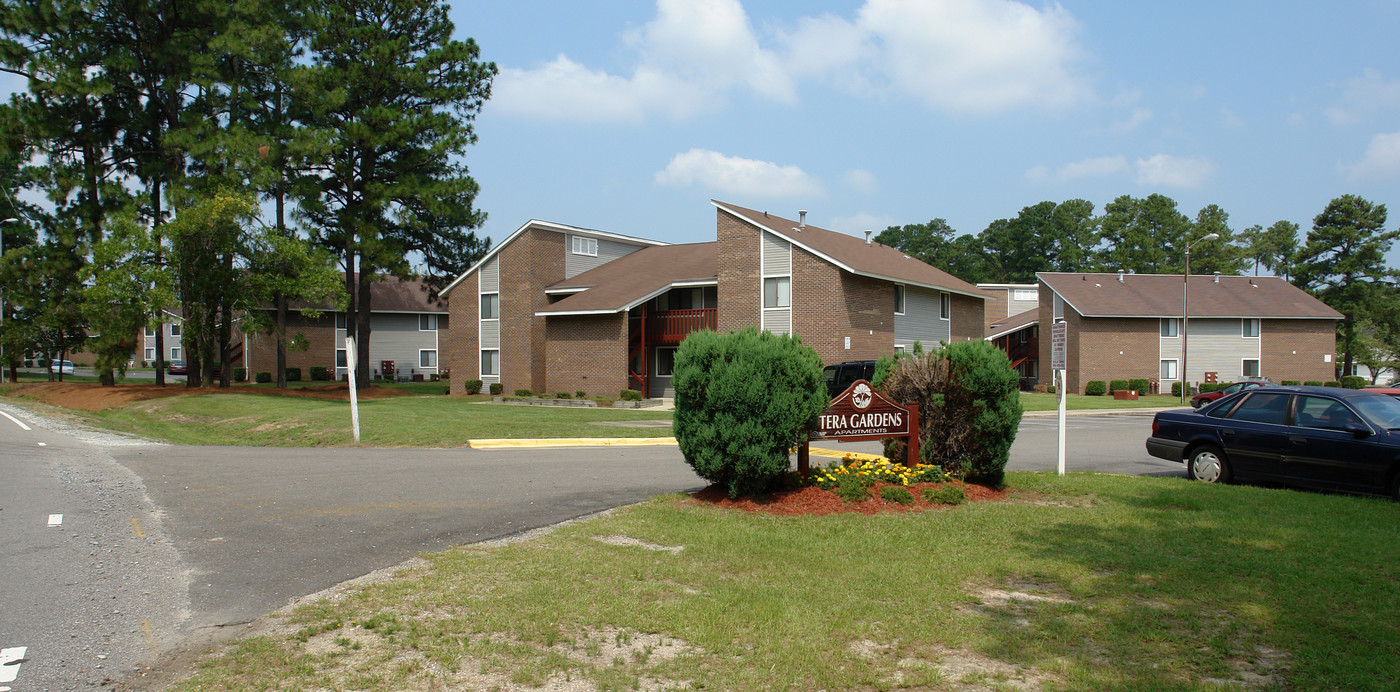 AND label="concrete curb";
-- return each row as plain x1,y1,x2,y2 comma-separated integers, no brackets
469,437,678,449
